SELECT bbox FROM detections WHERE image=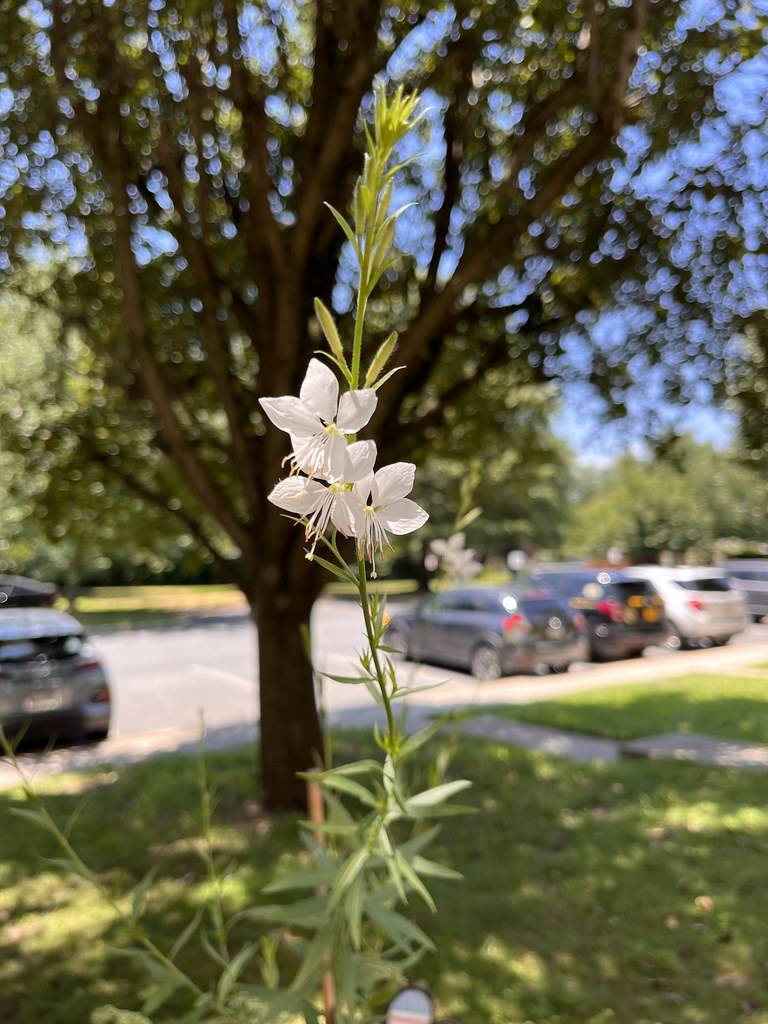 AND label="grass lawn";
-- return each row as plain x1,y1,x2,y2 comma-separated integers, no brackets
68,569,515,626
491,673,768,746
71,584,247,628
4,736,768,1023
